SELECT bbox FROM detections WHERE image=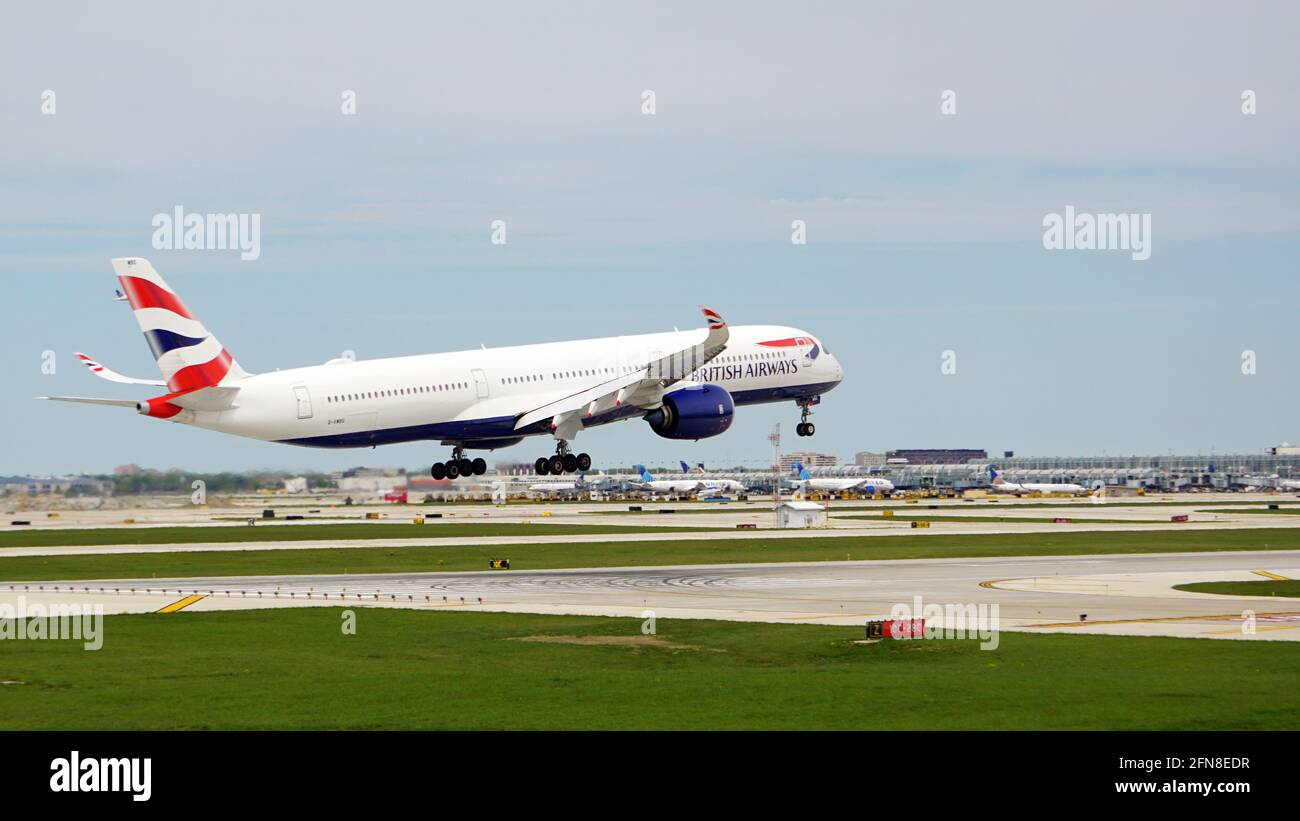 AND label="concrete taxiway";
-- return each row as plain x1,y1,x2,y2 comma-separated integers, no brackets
5,550,1297,642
